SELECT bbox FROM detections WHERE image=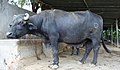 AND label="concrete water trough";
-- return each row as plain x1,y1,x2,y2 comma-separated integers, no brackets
0,39,43,70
